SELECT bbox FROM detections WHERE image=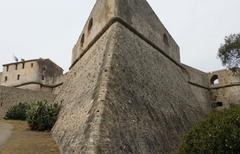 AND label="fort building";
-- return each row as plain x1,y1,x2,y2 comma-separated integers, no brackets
0,58,63,92
1,0,240,153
